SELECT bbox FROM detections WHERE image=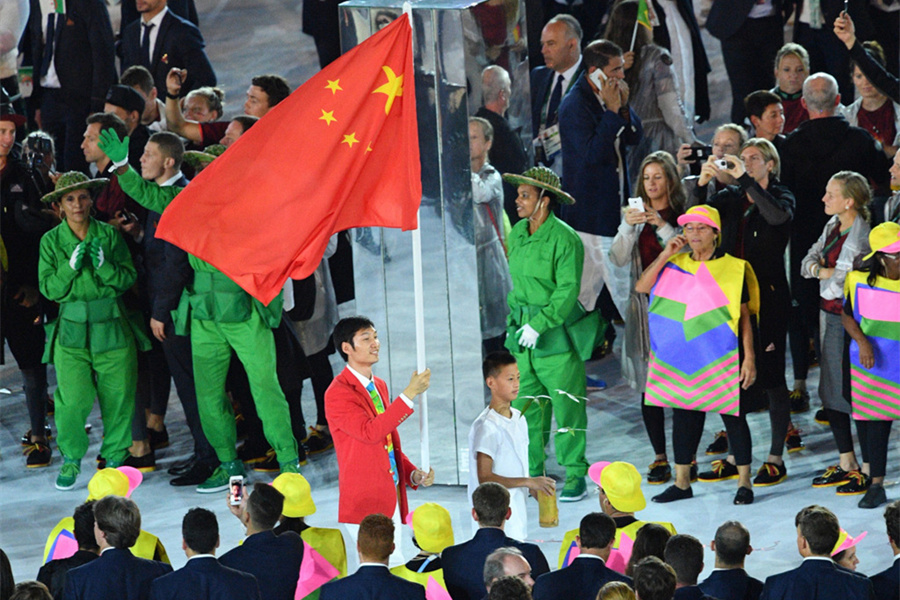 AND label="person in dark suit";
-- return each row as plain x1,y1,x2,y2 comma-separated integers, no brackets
532,513,632,600
442,482,550,600
665,535,716,600
634,556,677,600
148,508,260,600
26,0,117,173
63,495,172,600
759,505,875,600
219,483,305,600
37,502,99,599
119,0,215,100
119,0,198,34
319,514,425,600
483,547,536,593
699,521,764,600
870,501,899,600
